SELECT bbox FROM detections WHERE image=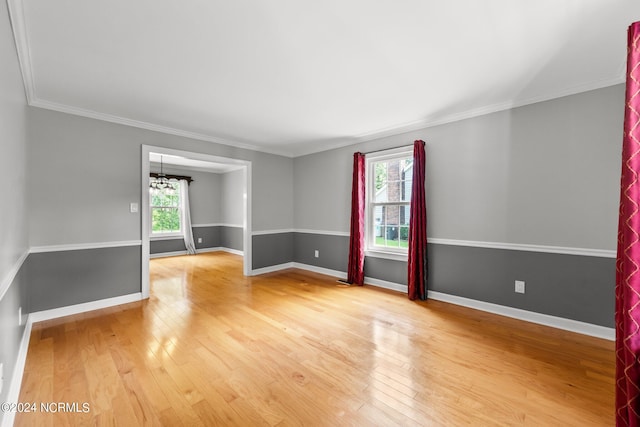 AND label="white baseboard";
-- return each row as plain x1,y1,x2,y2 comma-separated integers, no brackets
251,262,294,275
150,247,244,259
1,320,32,427
150,250,188,259
281,263,615,341
213,247,243,256
363,277,408,293
427,291,615,341
291,262,347,280
29,293,143,323
2,292,142,427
